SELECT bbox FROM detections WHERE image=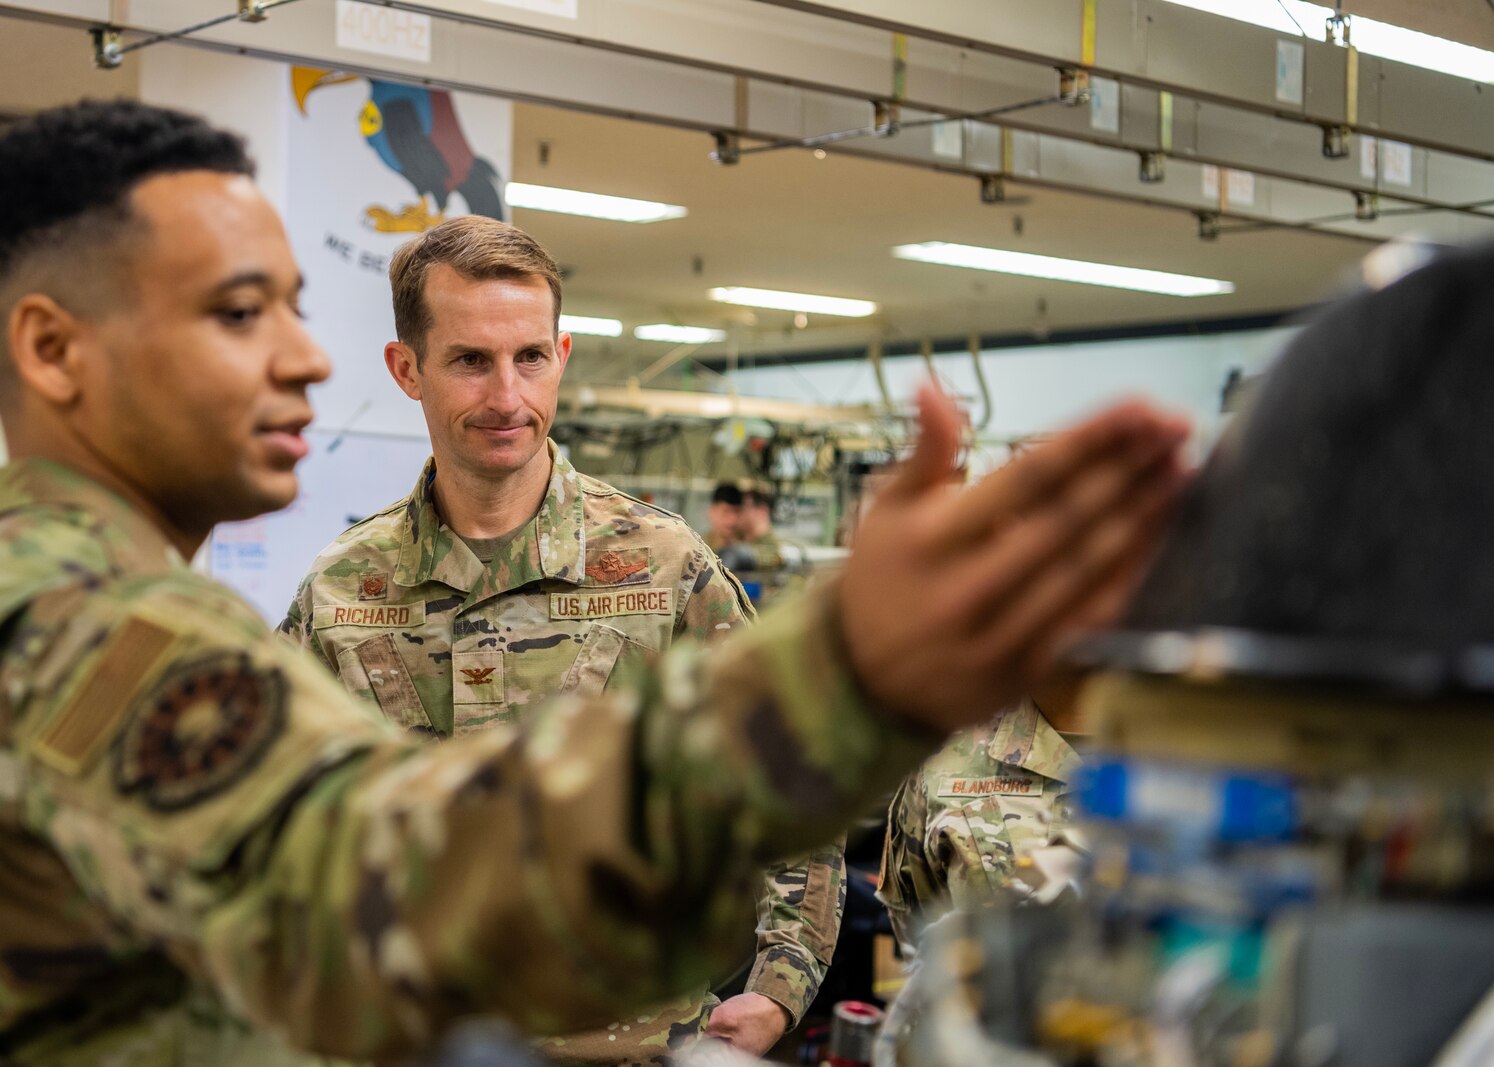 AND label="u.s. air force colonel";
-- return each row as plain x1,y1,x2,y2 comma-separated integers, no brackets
279,217,843,1063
